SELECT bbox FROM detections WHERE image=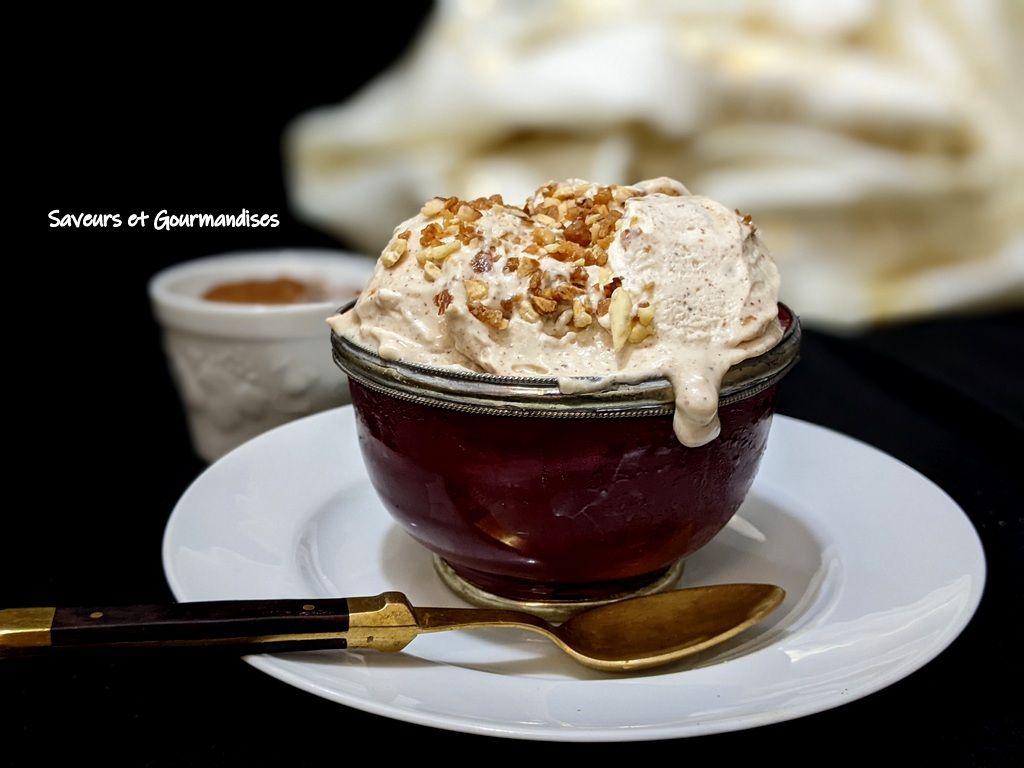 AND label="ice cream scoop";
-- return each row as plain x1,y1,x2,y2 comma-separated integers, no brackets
329,178,782,446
